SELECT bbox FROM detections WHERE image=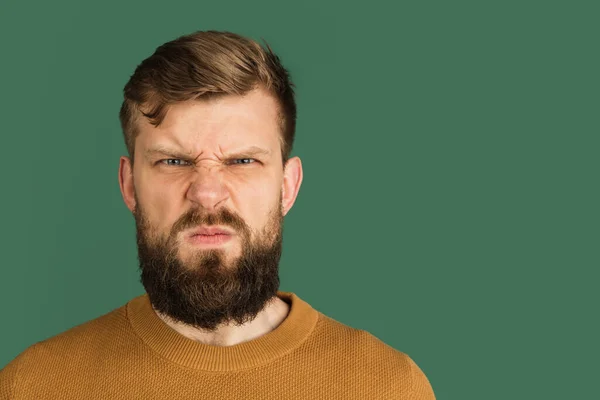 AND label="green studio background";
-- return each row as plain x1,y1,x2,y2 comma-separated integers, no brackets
0,1,597,399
